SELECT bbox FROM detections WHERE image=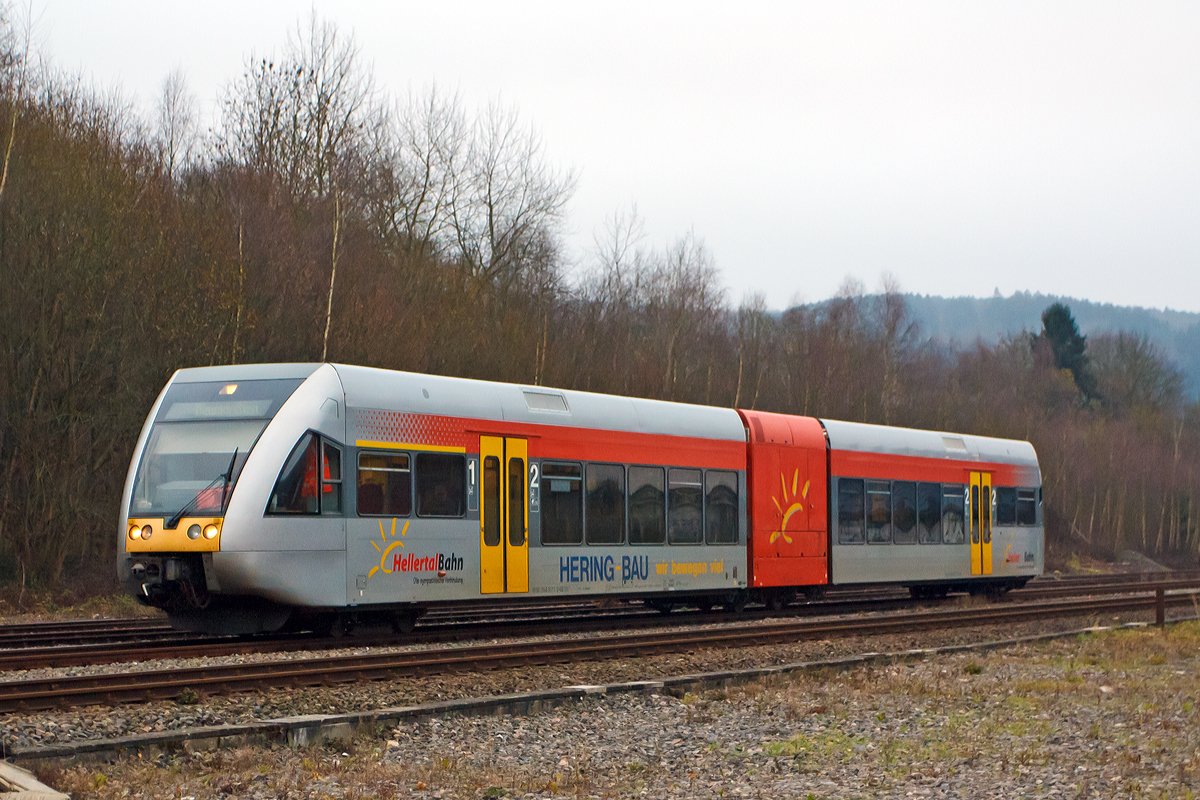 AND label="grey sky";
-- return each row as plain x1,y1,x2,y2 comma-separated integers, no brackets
35,1,1200,312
